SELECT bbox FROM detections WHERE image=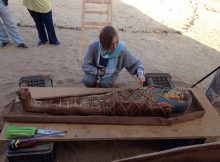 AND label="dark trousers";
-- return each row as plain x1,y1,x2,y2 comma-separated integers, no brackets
28,10,58,44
